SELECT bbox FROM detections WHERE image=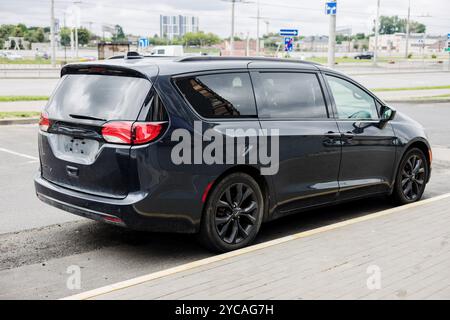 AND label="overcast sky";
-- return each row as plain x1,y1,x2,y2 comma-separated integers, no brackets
1,0,448,37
